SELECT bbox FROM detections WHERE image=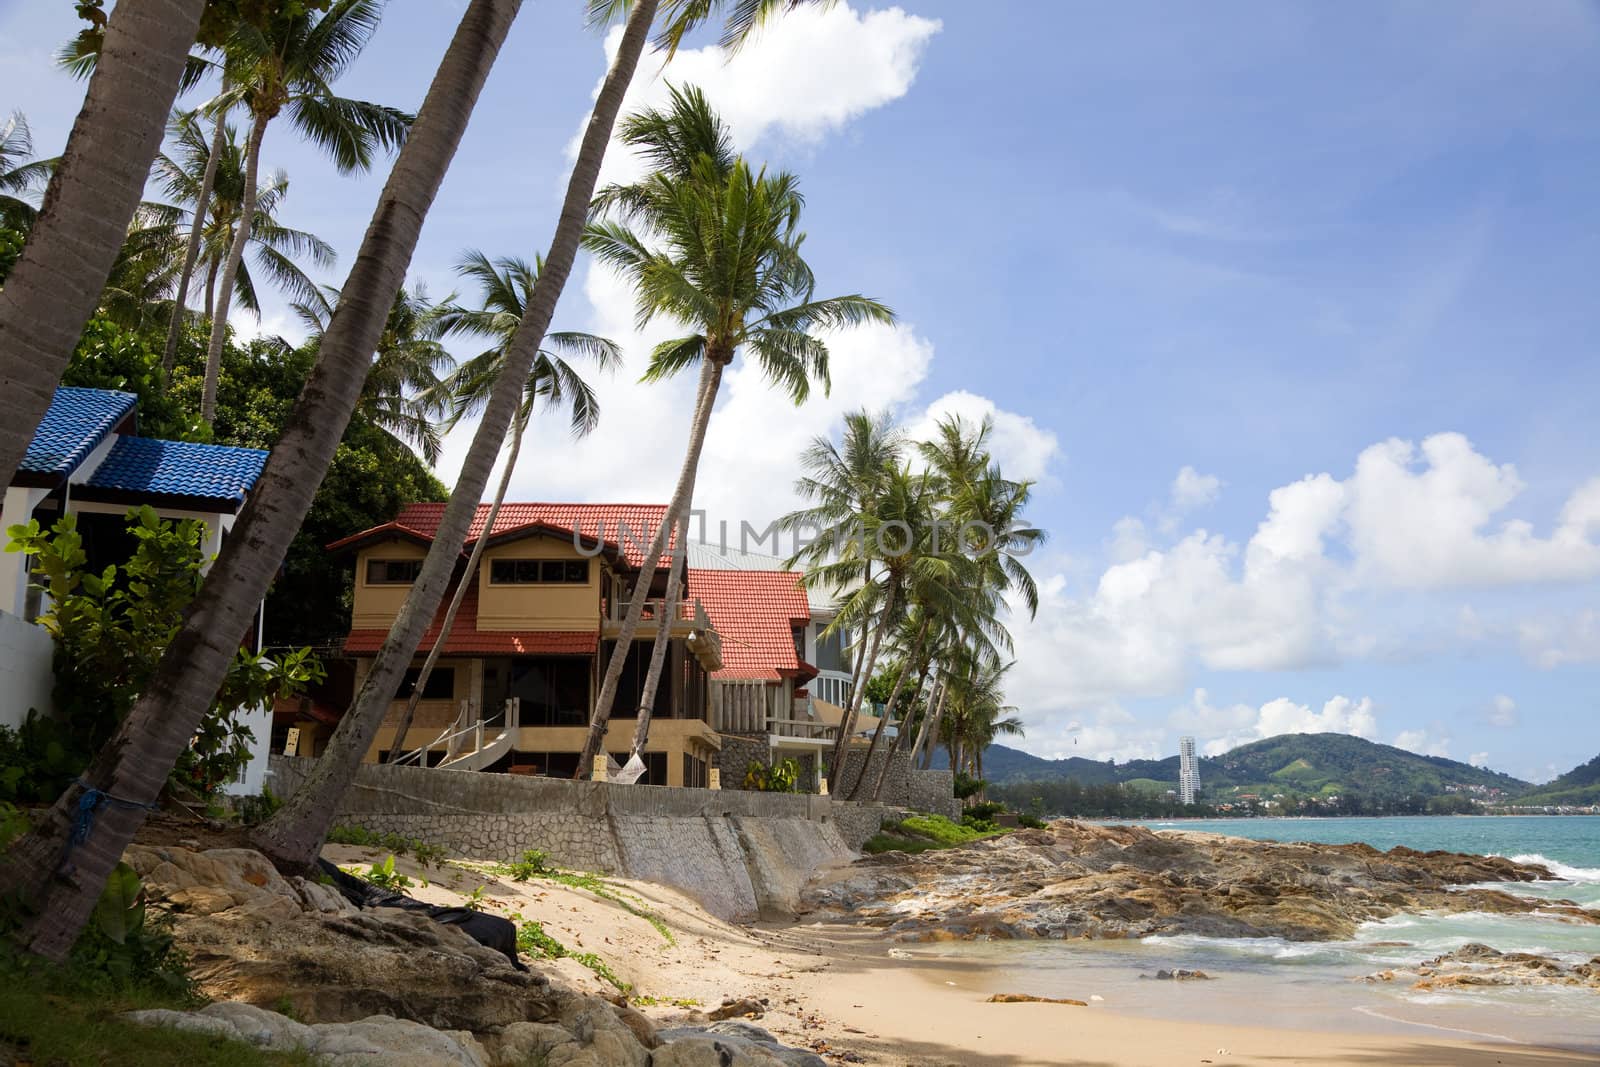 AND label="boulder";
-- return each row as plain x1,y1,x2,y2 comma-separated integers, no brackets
123,1008,489,1066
